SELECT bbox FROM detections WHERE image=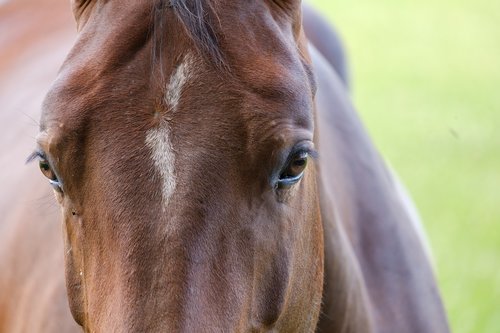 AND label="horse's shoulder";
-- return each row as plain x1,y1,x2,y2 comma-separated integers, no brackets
0,177,78,332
